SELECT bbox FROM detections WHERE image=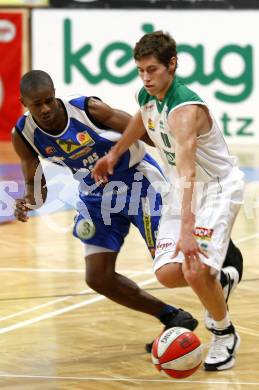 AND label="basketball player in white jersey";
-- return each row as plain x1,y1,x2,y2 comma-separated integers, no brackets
92,31,244,371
